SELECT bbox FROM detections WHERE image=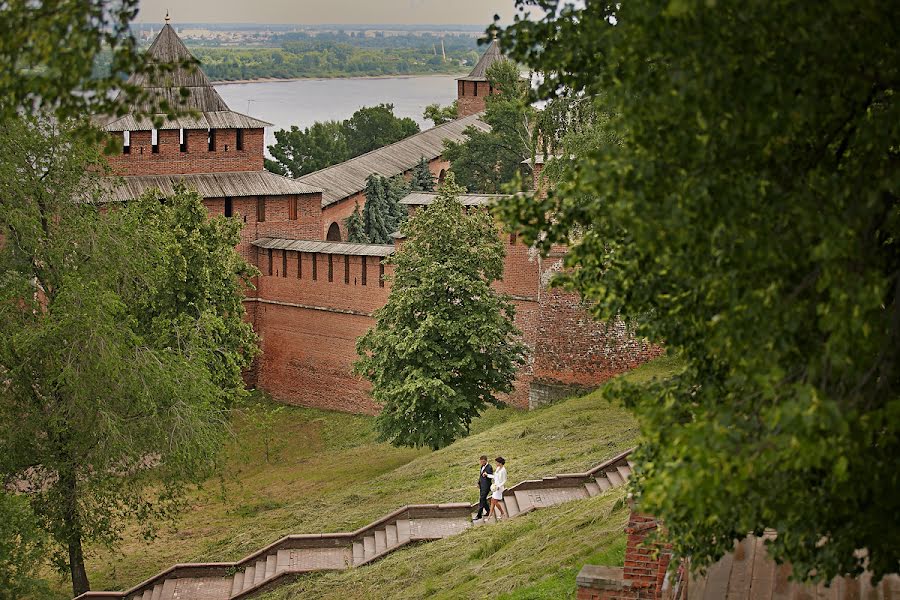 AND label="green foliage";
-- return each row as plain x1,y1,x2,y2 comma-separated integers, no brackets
410,156,436,192
361,174,409,244
0,1,144,126
344,202,369,243
444,61,533,192
0,117,257,595
344,103,420,158
266,104,419,178
240,401,288,465
355,173,527,450
499,0,900,582
265,120,348,177
423,101,458,126
0,492,49,600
